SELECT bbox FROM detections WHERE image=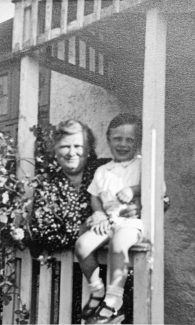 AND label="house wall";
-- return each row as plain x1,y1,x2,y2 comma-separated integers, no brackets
109,14,195,325
50,74,127,157
163,14,195,325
